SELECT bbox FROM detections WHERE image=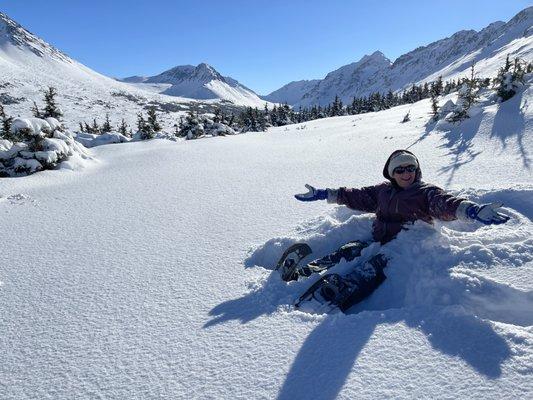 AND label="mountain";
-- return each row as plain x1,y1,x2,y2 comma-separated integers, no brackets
0,12,267,133
120,63,268,107
267,7,533,107
261,79,320,104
